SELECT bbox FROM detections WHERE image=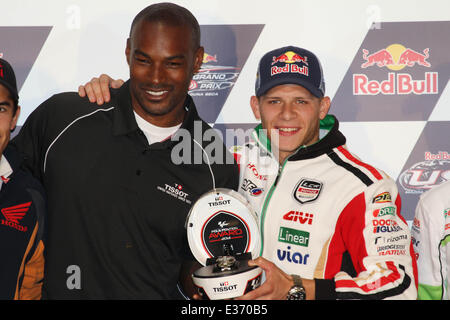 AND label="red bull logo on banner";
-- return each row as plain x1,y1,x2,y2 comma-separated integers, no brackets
353,43,438,95
271,50,309,76
189,51,240,95
202,52,218,64
360,44,430,70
